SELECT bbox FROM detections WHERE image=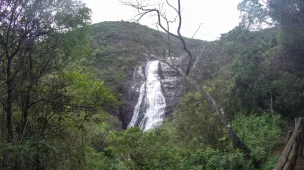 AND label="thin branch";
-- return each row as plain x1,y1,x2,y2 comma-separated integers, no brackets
192,46,205,71
192,23,203,39
165,0,178,13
